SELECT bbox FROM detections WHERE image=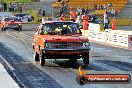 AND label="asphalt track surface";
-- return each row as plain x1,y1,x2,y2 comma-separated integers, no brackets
0,24,132,88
